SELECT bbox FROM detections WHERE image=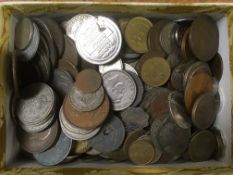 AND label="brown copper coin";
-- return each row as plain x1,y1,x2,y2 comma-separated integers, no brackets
184,72,214,113
181,28,196,60
75,69,101,93
19,119,59,153
58,59,78,80
209,53,223,81
188,130,217,162
63,94,109,129
192,92,218,130
189,15,219,62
